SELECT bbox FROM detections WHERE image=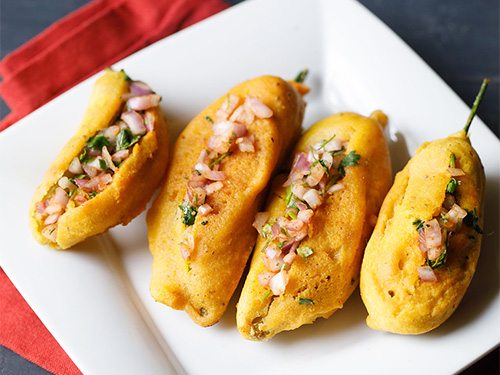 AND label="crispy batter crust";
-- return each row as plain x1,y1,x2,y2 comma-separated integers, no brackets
360,131,485,334
236,112,392,340
147,76,305,327
29,71,169,249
